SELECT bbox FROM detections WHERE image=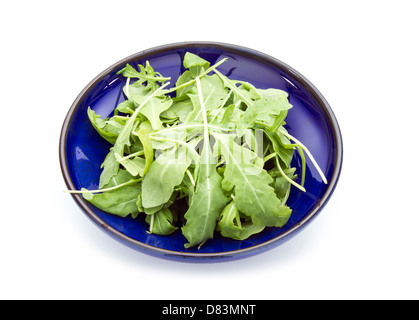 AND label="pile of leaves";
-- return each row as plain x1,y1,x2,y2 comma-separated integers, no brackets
69,52,327,249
